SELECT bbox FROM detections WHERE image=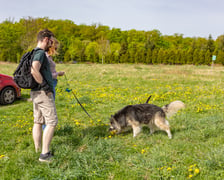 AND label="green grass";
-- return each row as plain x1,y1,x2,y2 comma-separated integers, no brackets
0,63,224,179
